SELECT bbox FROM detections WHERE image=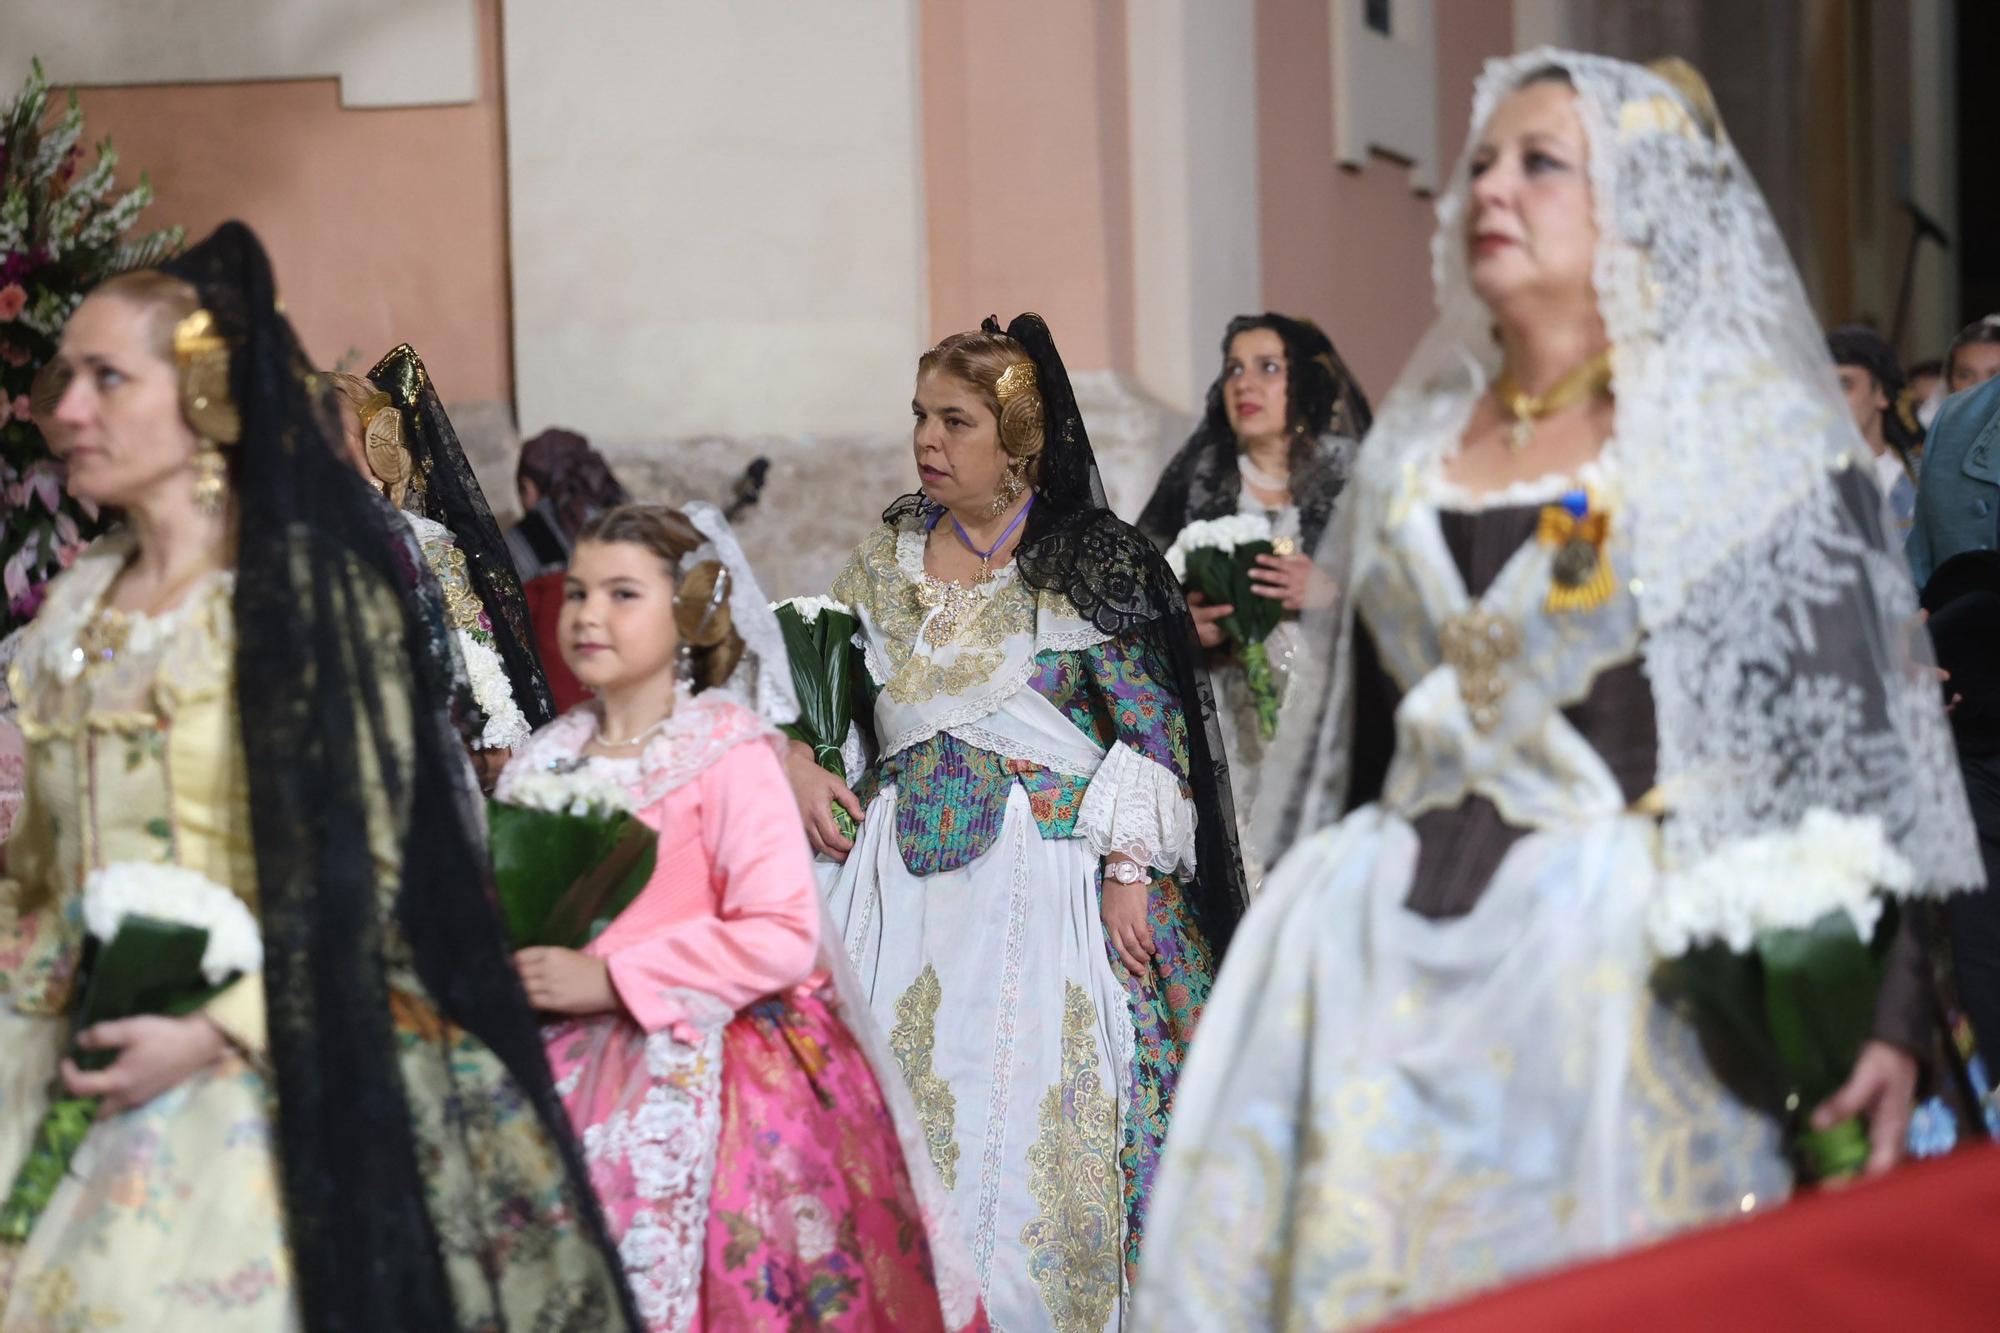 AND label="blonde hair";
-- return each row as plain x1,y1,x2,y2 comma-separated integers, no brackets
92,269,200,362
573,503,745,691
917,330,1046,480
